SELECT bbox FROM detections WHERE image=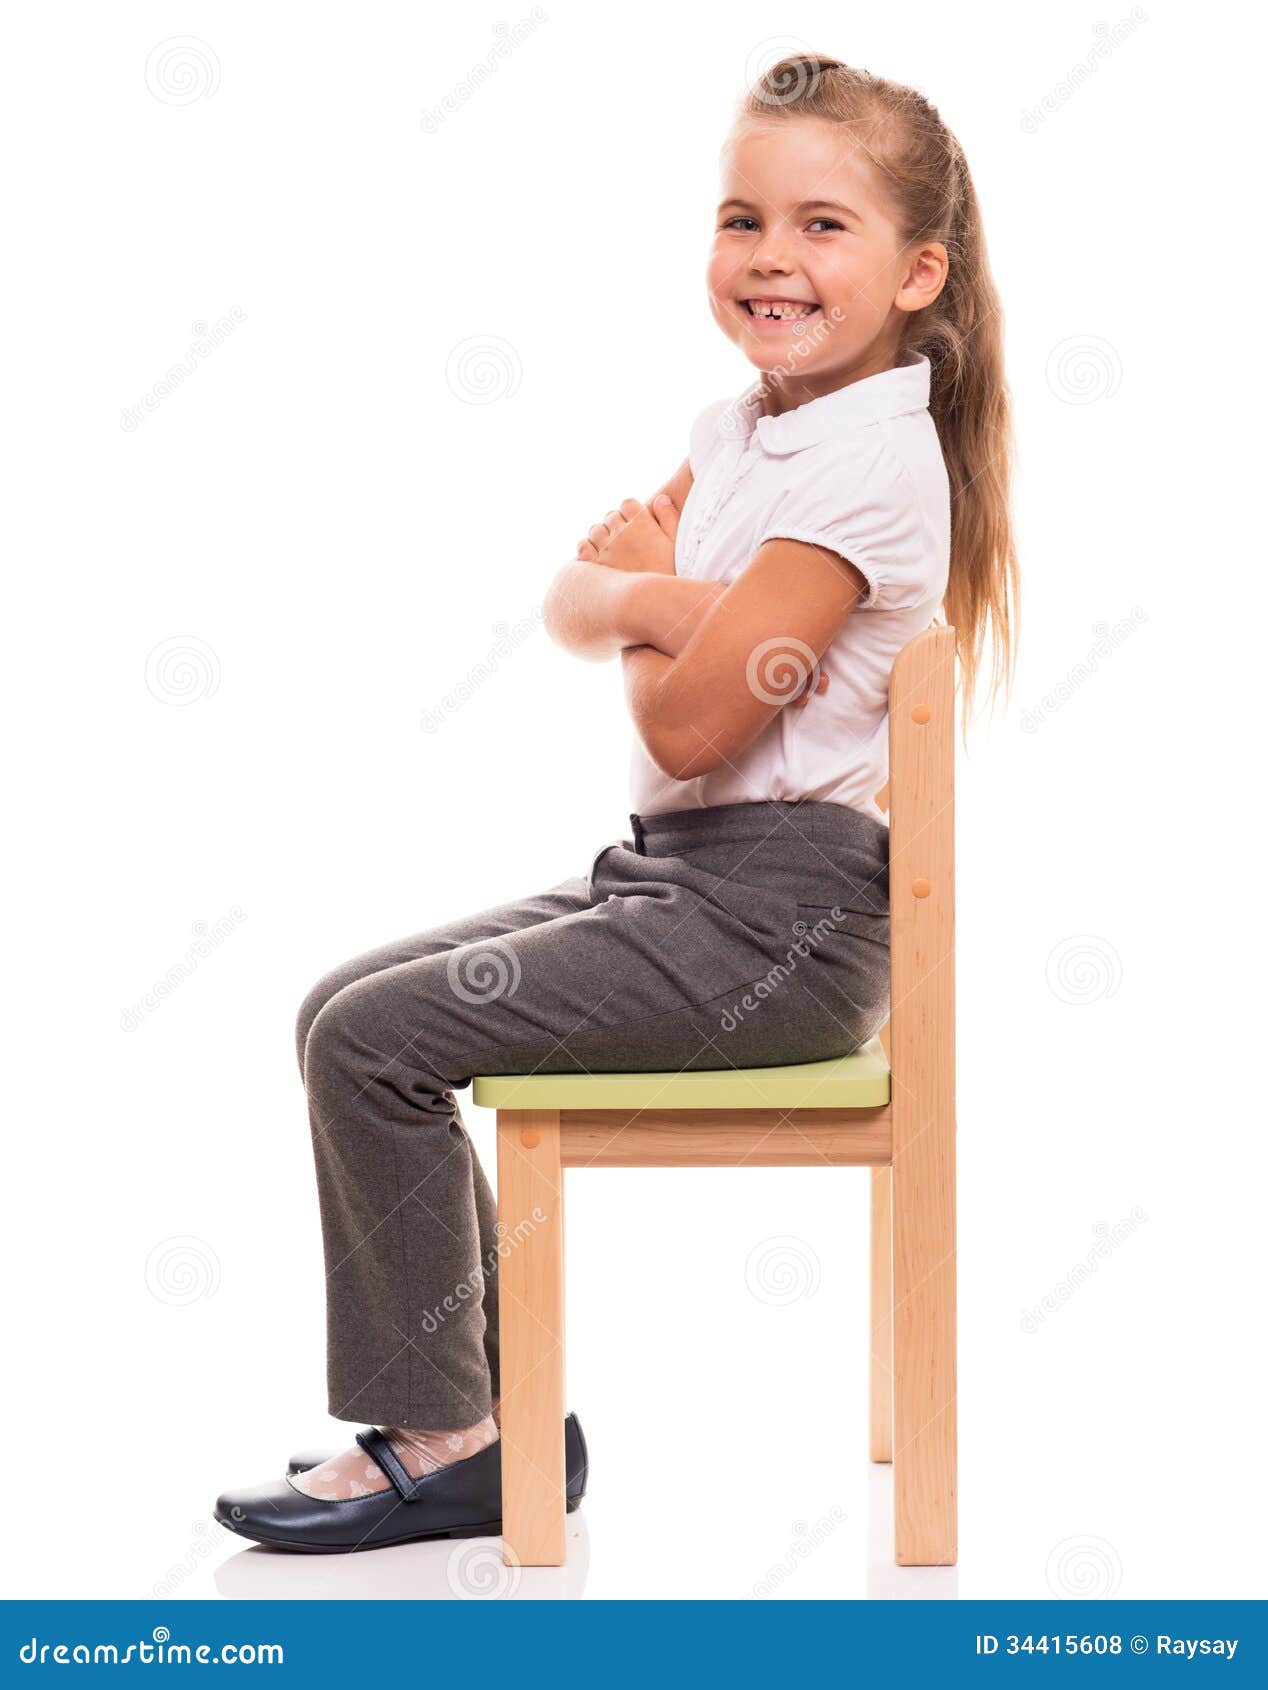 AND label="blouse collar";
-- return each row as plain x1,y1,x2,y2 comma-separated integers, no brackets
727,352,932,457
